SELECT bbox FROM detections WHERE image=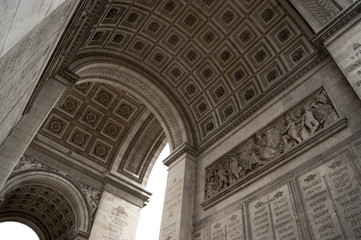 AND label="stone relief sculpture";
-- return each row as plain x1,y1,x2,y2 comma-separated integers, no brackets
302,0,340,26
253,132,279,160
14,155,102,218
14,155,58,173
205,89,339,199
80,183,101,218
